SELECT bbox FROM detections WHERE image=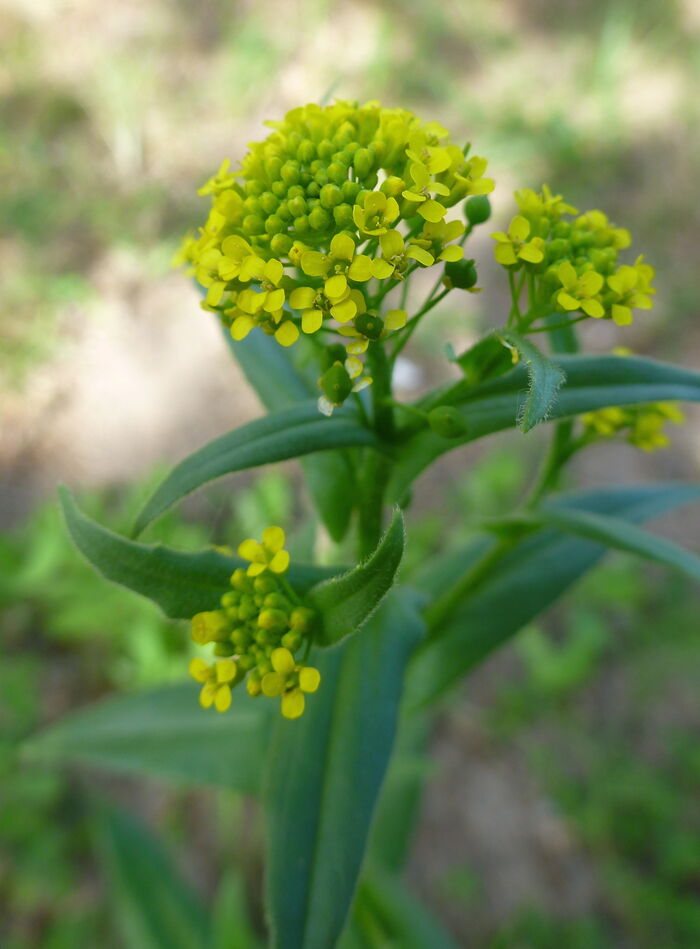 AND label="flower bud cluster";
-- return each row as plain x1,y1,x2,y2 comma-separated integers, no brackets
582,402,685,452
188,527,321,719
177,101,494,413
492,185,656,327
